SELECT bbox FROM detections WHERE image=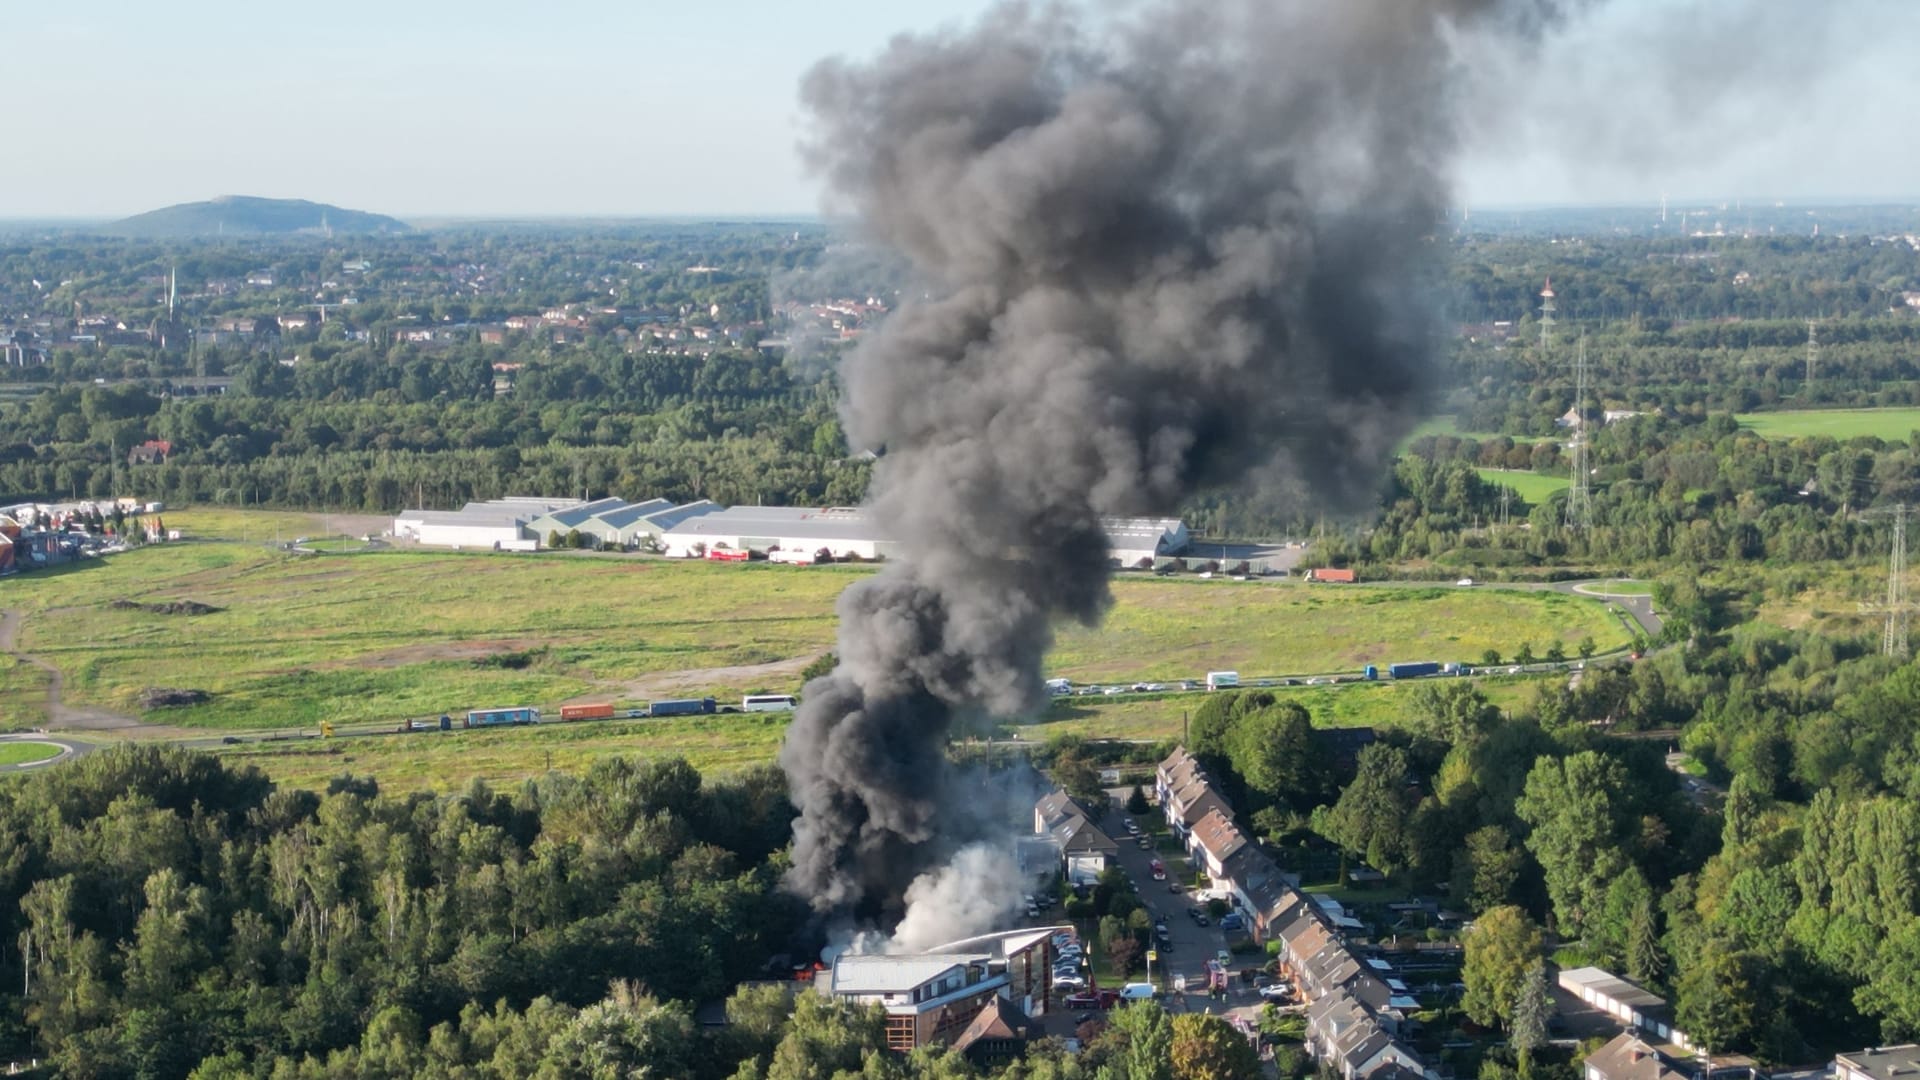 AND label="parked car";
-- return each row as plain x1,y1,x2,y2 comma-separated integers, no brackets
1188,909,1210,926
1053,973,1088,990
1258,982,1293,1002
1168,881,1184,894
1216,949,1233,969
